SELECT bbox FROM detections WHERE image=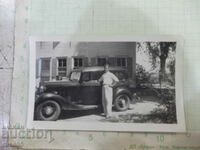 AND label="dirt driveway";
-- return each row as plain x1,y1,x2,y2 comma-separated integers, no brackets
58,100,165,123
